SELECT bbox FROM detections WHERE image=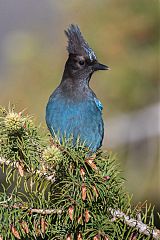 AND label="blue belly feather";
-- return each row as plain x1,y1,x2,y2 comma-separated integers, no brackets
46,95,104,152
